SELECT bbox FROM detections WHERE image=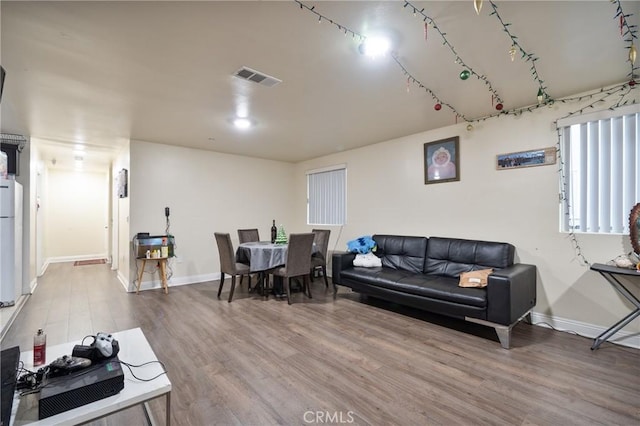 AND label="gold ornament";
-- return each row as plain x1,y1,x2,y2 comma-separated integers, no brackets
509,45,517,62
630,45,637,65
474,0,483,15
